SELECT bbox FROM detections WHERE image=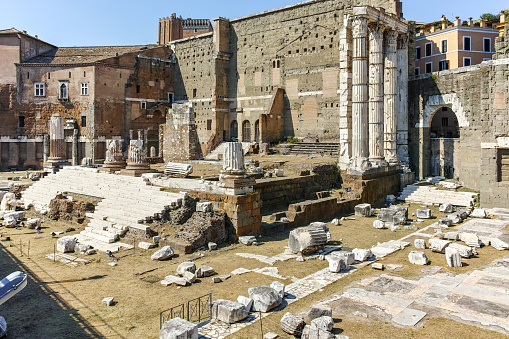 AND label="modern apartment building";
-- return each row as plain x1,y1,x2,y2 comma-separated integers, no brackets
415,16,499,74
